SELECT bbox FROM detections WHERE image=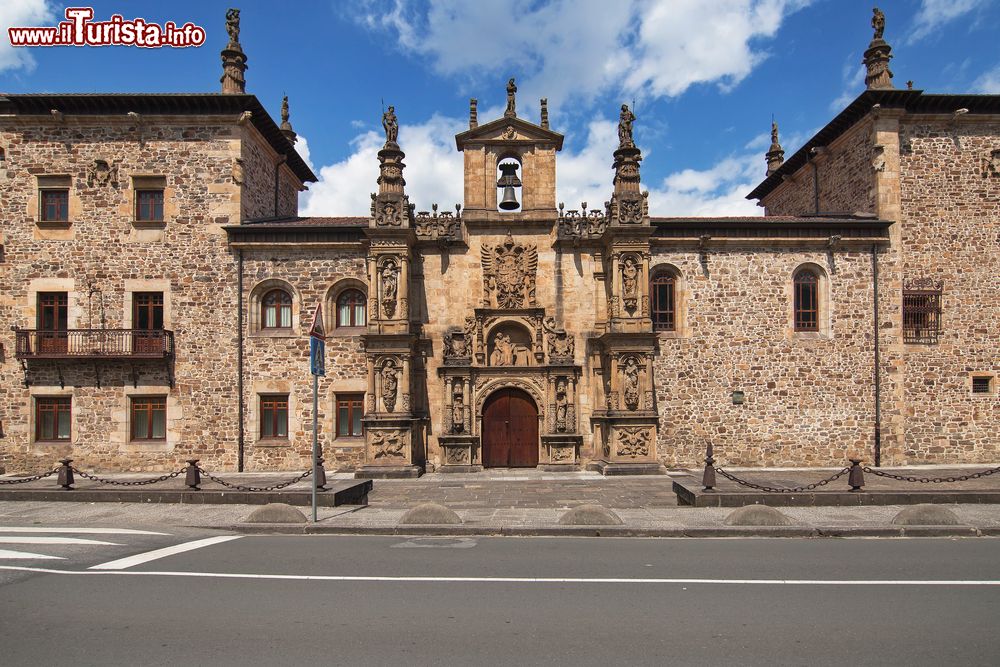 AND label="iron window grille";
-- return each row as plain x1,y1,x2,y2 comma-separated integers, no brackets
651,272,676,332
793,270,819,332
903,280,943,345
972,376,993,395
